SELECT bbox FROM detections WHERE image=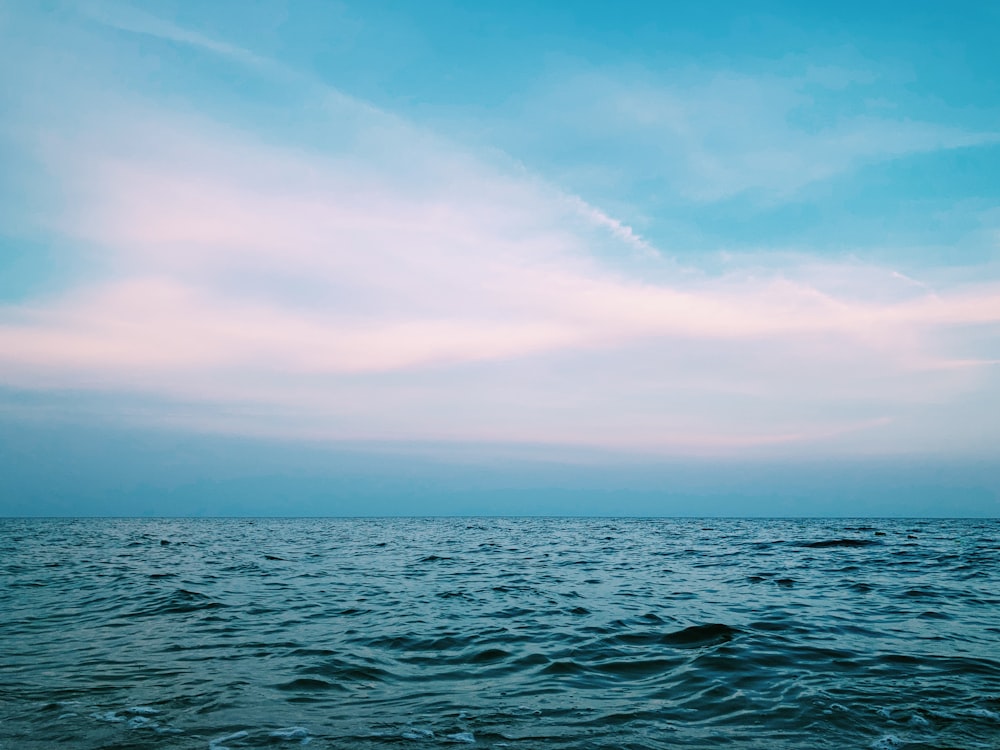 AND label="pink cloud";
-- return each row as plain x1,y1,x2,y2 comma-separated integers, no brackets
2,22,999,456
